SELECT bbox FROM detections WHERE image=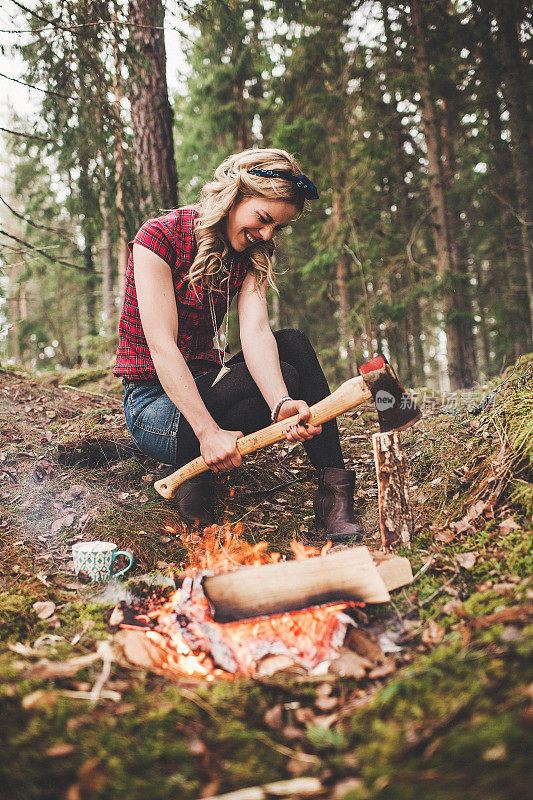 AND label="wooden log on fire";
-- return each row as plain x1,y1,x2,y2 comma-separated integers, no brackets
372,431,414,550
202,546,413,623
